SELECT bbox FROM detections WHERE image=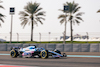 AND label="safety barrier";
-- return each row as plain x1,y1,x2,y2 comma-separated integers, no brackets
0,43,100,52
